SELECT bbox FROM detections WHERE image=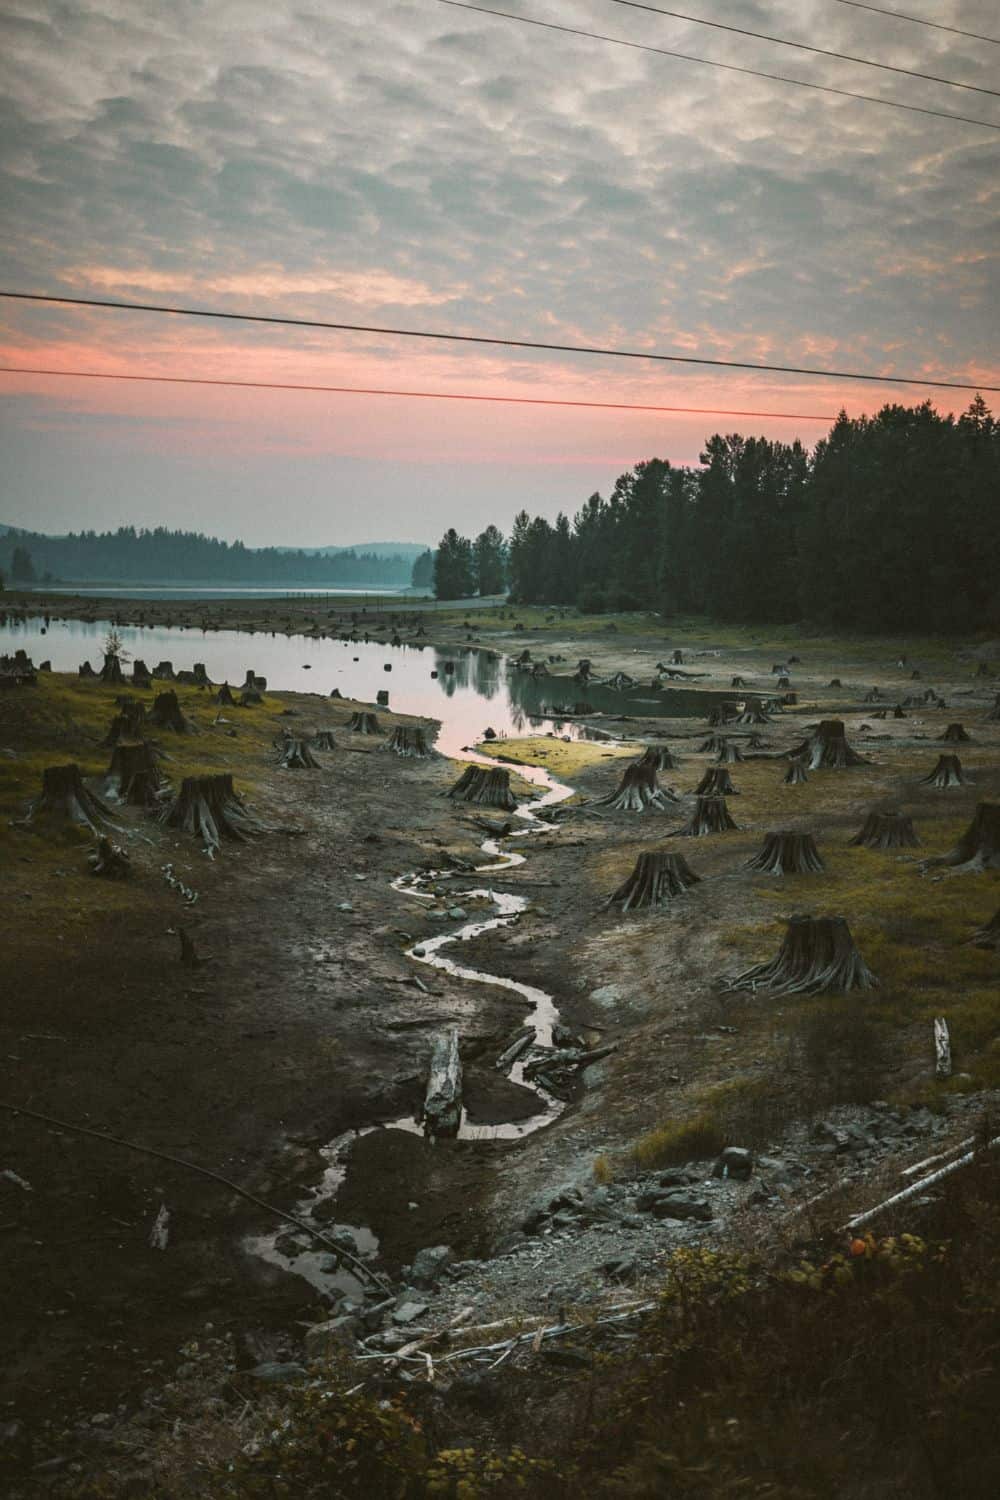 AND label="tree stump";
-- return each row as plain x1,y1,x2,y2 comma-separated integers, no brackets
598,760,676,812
635,745,675,772
784,758,809,785
88,836,131,878
731,675,746,688
606,850,701,911
972,908,1000,949
104,742,168,806
423,1029,462,1137
671,795,738,837
735,700,771,726
849,811,920,849
940,723,971,743
863,688,881,703
696,766,738,797
919,754,964,788
150,690,192,733
216,683,236,706
828,678,842,688
349,711,381,734
448,765,518,810
726,914,878,995
385,726,432,757
789,720,866,770
706,705,737,728
132,658,151,682
777,676,790,688
311,730,338,751
278,739,321,769
152,661,175,680
100,699,147,747
892,705,907,719
745,733,768,750
78,660,95,678
99,652,125,684
671,650,683,665
160,773,267,850
975,662,993,678
746,830,825,874
714,738,743,764
922,802,1000,874
329,688,343,699
984,696,1000,723
23,764,118,835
